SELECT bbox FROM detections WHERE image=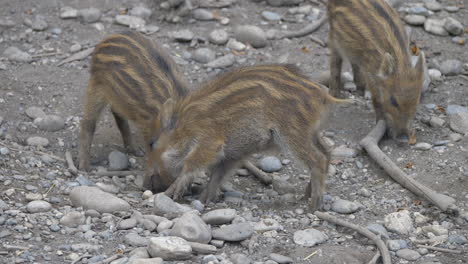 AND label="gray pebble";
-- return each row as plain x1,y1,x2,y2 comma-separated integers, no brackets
49,224,61,232
408,6,430,16
387,239,407,251
35,115,65,131
129,6,152,19
396,249,421,261
293,228,328,247
428,68,442,81
0,147,9,155
26,200,52,213
60,7,78,19
173,29,194,42
193,8,214,21
193,48,216,64
259,156,282,172
448,234,467,244
262,11,282,21
75,175,95,186
0,18,16,28
25,107,46,119
191,200,204,212
118,218,137,230
148,236,192,260
366,224,389,239
414,142,432,150
331,145,357,158
142,219,157,231
60,211,85,228
440,59,462,76
226,38,246,51
70,186,130,213
124,233,149,247
230,253,251,264
212,222,254,241
234,25,268,48
205,54,235,68
108,151,129,171
269,253,293,263
404,15,426,26
444,17,464,36
272,177,295,195
424,18,448,36
3,46,32,62
209,29,229,45
70,44,82,53
445,6,460,12
78,8,101,23
153,193,193,219
27,137,49,147
170,212,212,243
331,199,362,214
24,15,48,31
202,208,236,225
384,210,413,235
450,112,468,134
447,105,468,115
115,15,146,28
